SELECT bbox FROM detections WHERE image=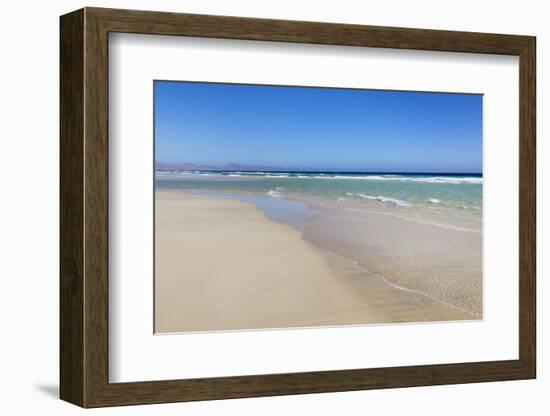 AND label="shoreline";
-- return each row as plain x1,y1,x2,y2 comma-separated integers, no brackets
155,189,481,333
181,189,480,317
300,195,482,318
155,190,419,332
